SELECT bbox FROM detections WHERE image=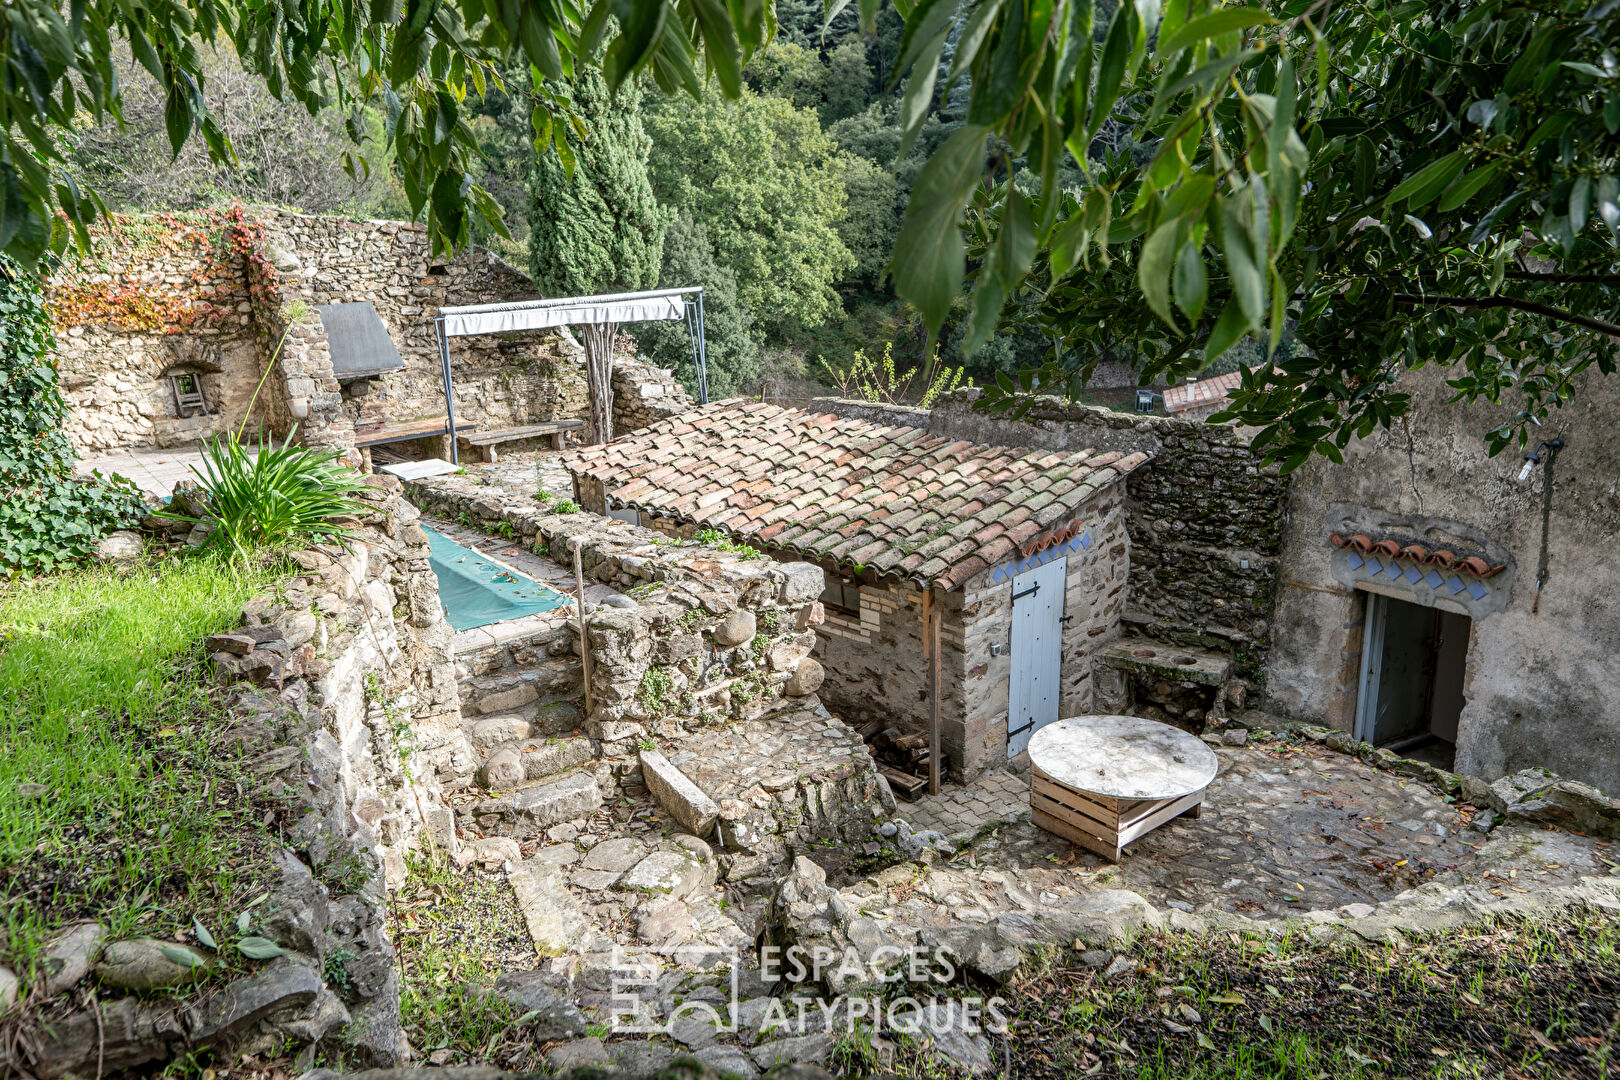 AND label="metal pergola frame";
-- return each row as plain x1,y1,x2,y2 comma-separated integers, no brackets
432,286,708,464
